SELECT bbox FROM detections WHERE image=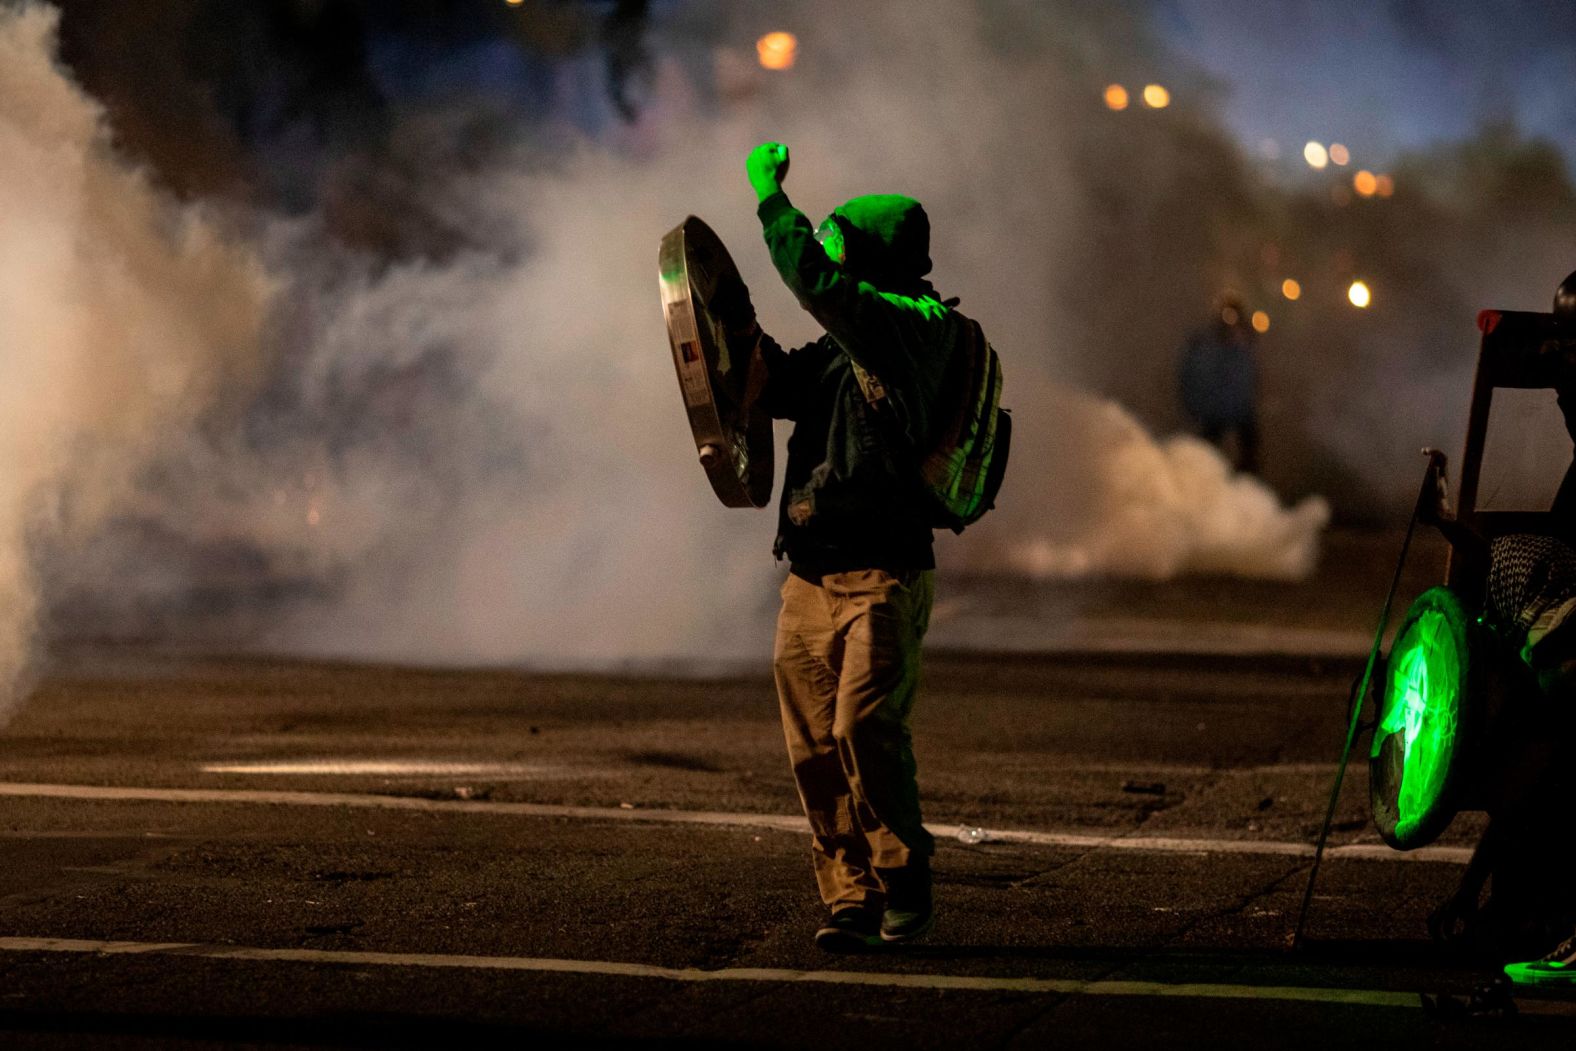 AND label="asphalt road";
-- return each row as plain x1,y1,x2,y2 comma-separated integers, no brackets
0,646,1572,1048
